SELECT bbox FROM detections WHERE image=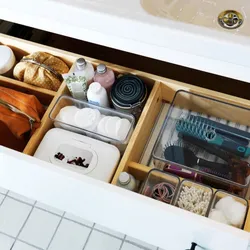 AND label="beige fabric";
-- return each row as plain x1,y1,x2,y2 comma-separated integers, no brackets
14,52,69,91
